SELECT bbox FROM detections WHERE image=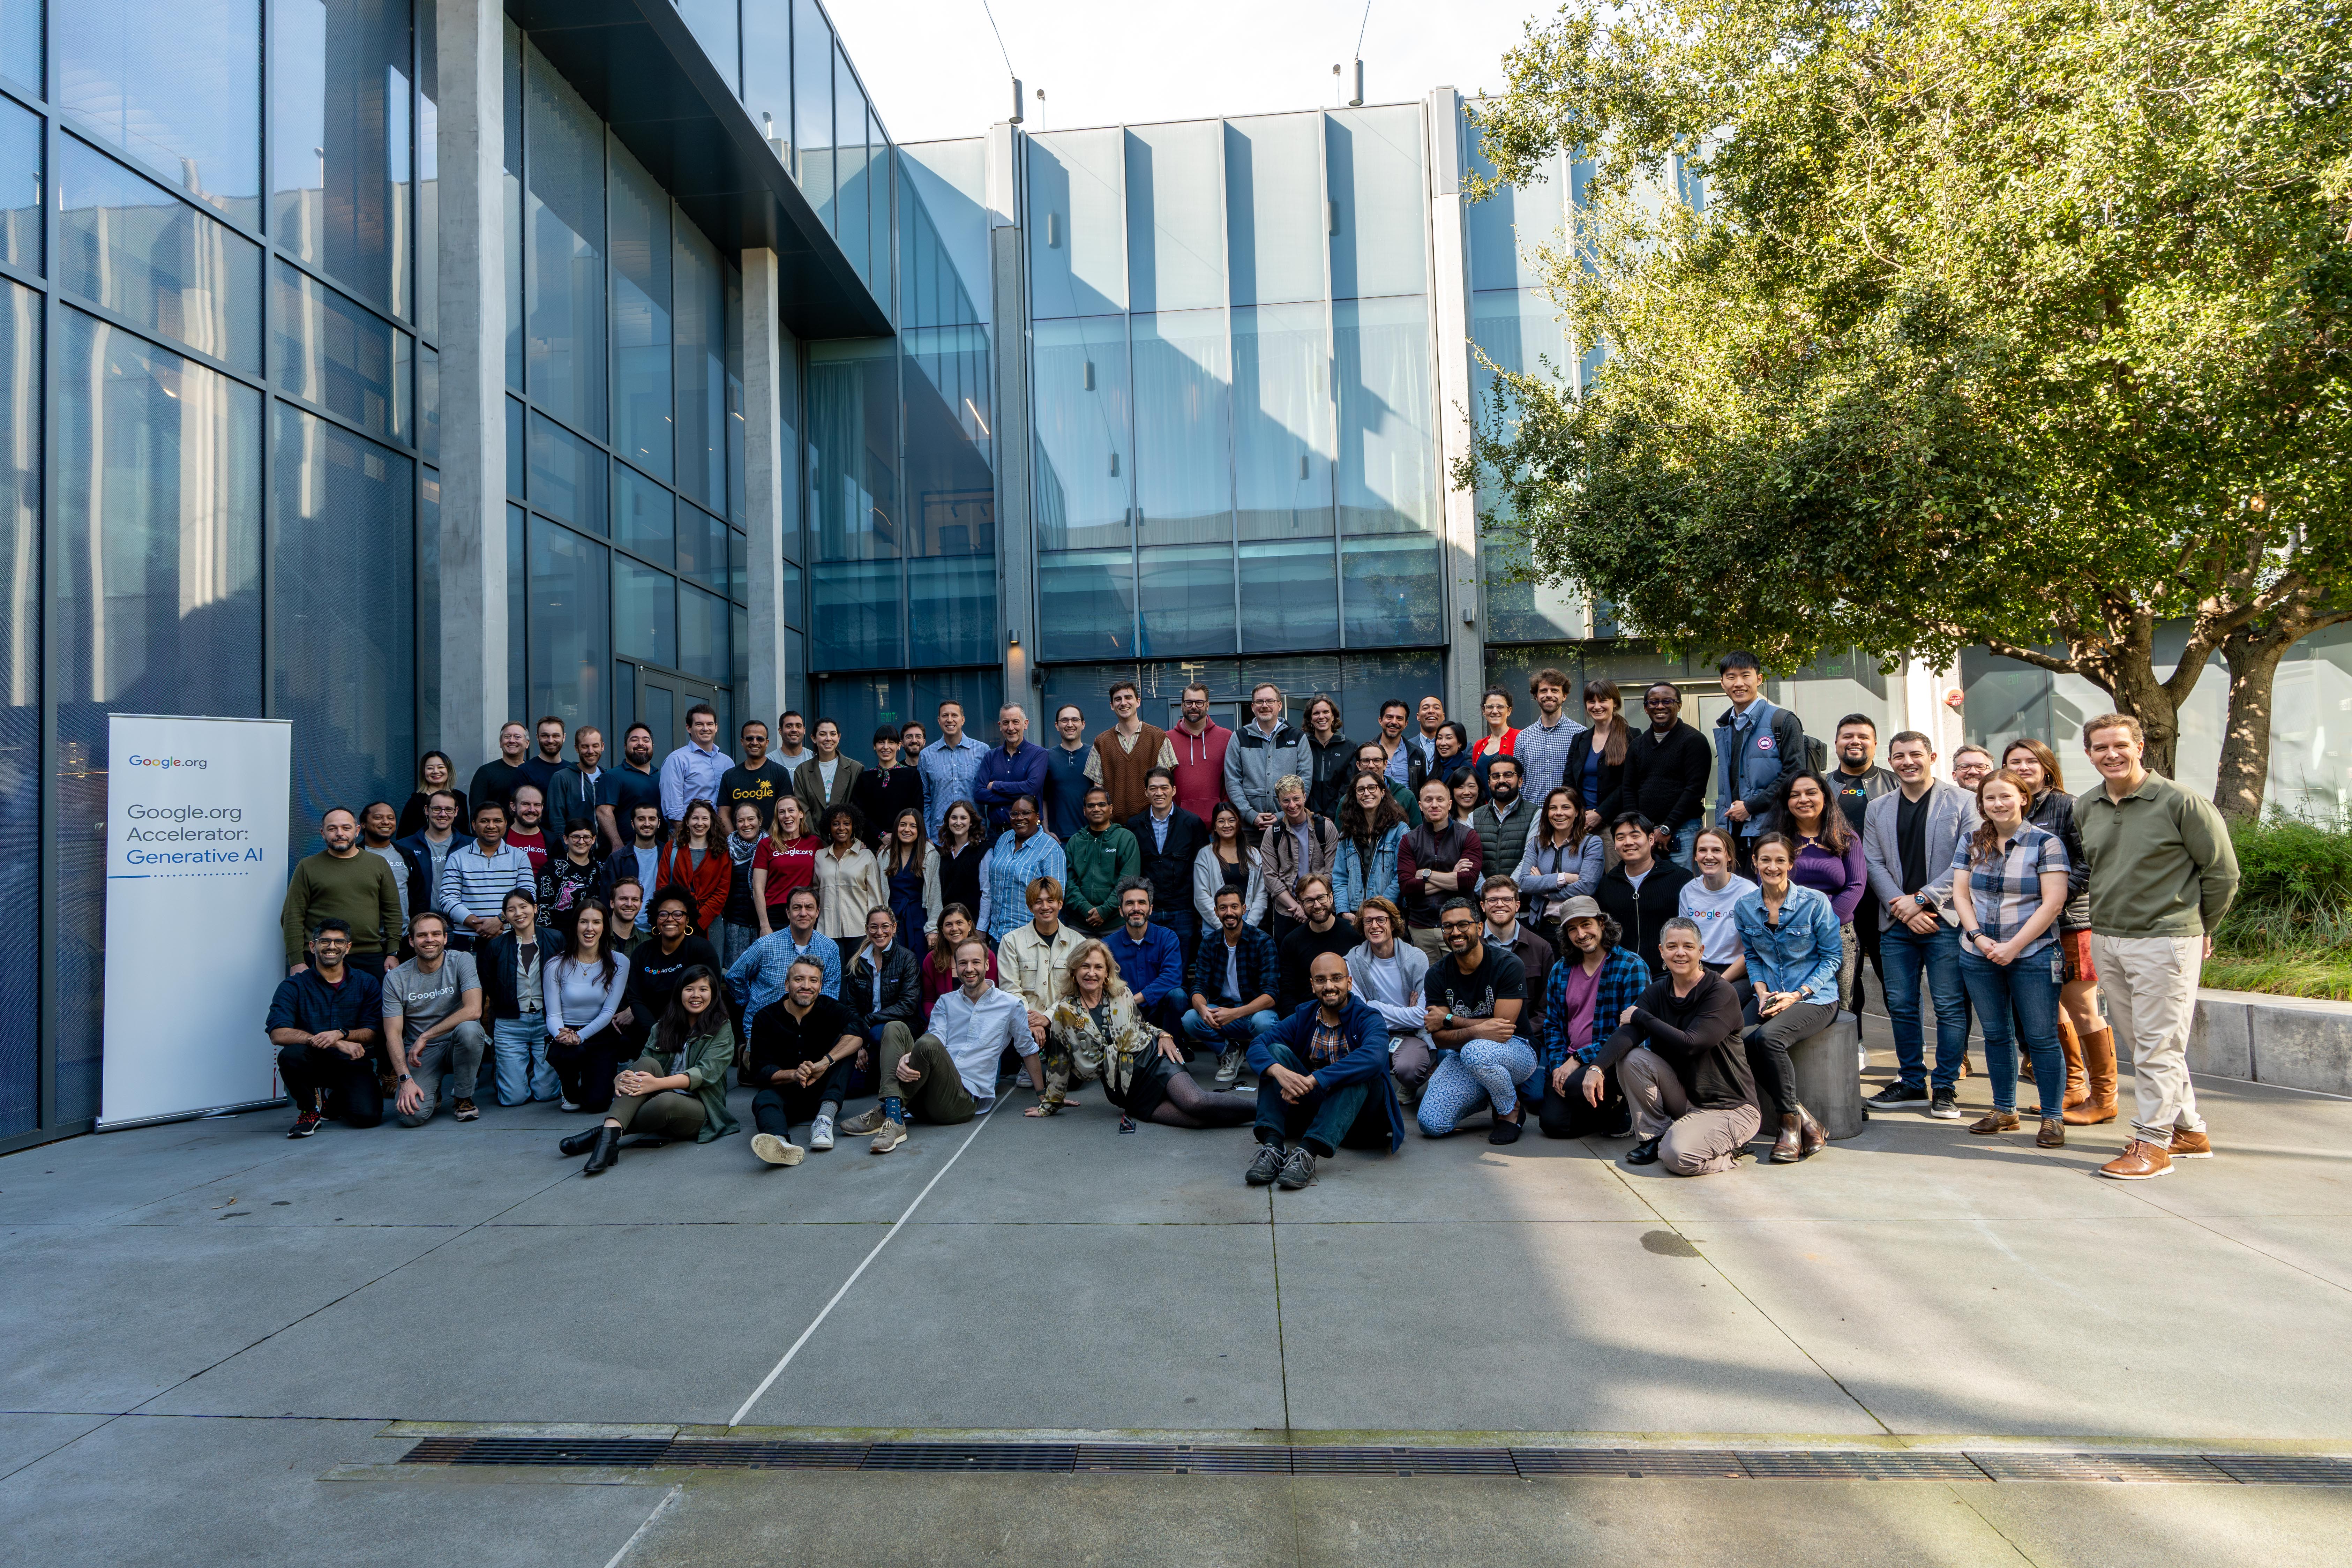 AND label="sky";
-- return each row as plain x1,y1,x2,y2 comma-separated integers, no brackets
821,0,1555,144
